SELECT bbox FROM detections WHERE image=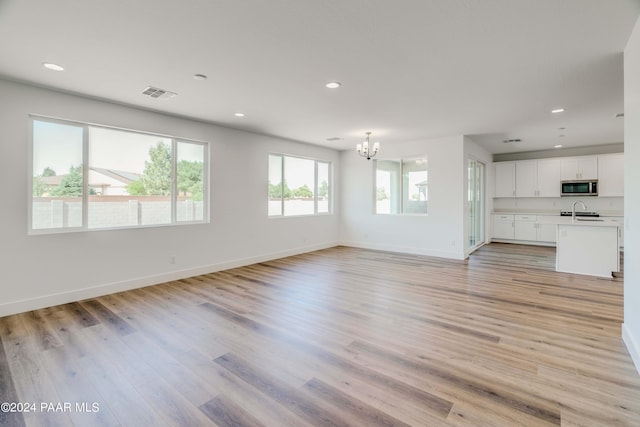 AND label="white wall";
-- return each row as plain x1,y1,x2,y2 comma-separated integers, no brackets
623,16,640,375
0,79,340,316
339,135,468,259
